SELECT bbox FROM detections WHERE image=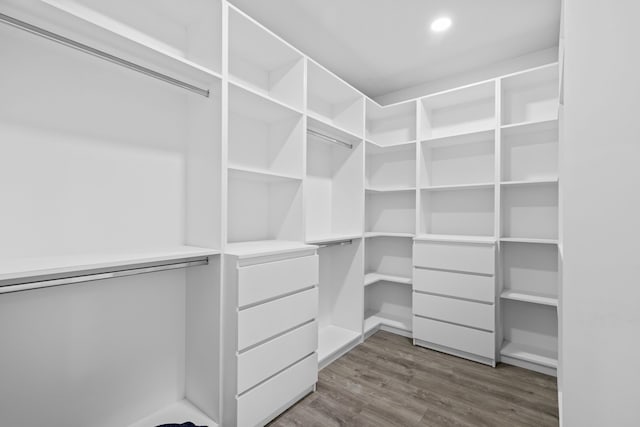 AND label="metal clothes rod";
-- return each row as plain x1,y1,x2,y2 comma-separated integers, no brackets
0,258,209,294
307,129,353,149
317,239,353,248
0,12,210,98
